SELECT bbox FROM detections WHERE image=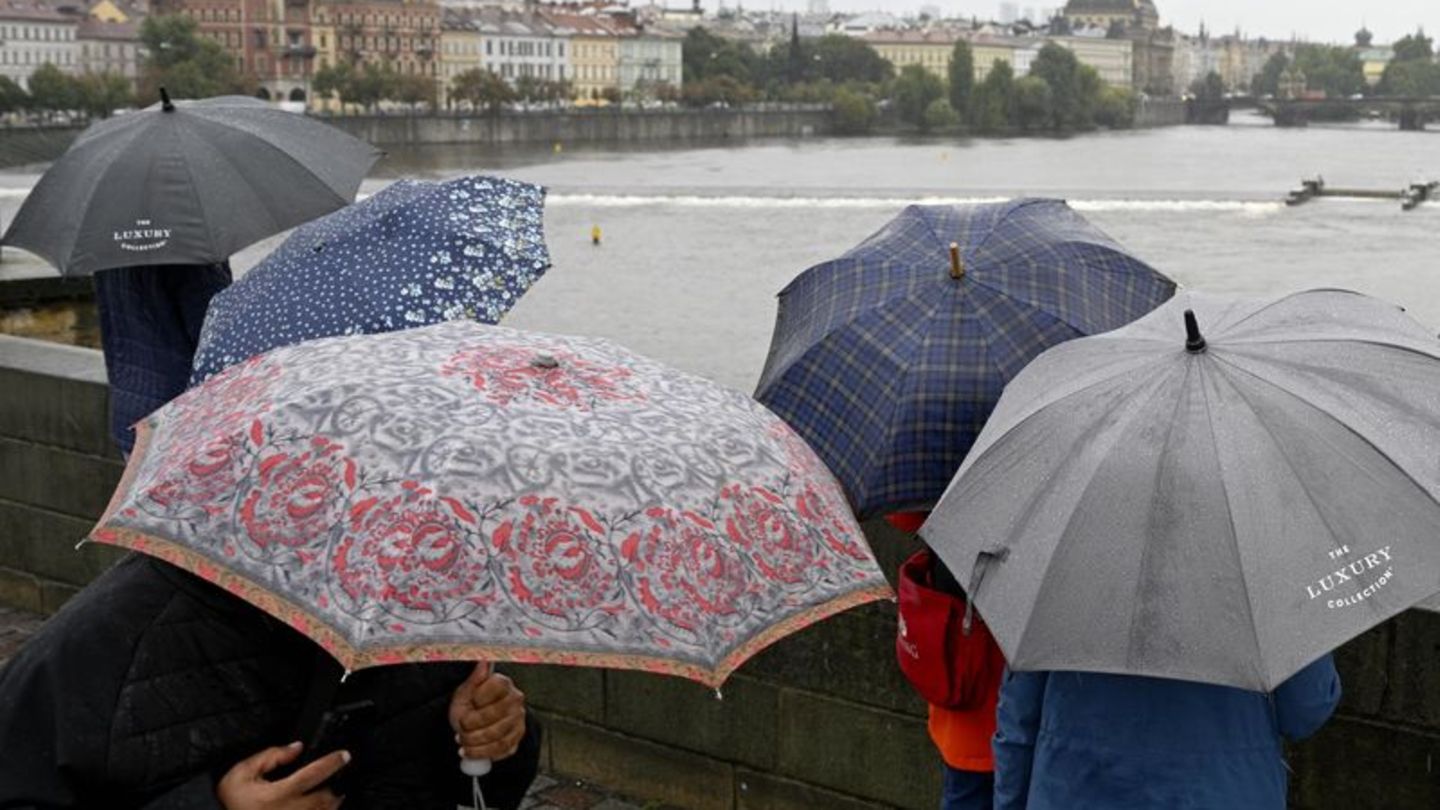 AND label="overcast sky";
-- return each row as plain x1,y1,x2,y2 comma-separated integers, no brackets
764,1,1440,45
